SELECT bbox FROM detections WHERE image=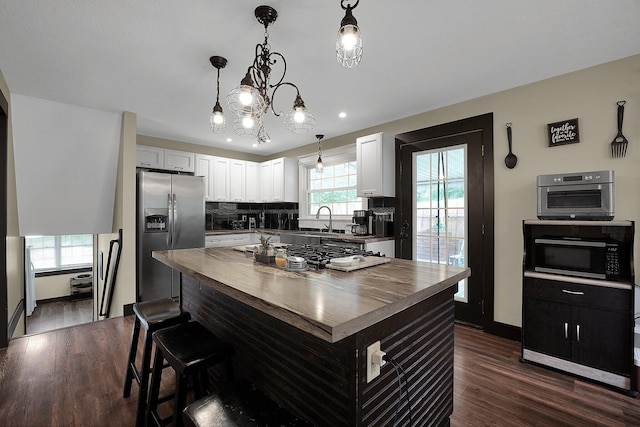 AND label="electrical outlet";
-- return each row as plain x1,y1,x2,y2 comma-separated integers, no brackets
366,341,381,383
